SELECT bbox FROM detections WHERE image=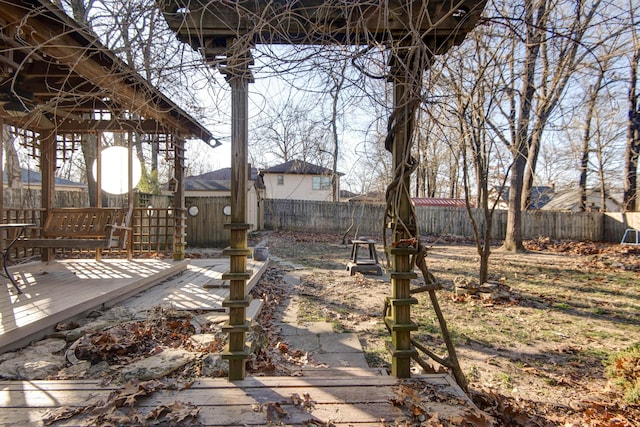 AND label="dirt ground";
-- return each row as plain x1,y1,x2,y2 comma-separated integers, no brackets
259,231,640,426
